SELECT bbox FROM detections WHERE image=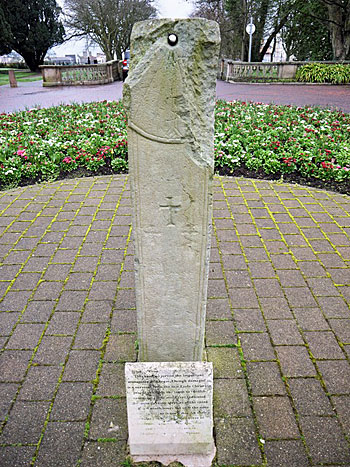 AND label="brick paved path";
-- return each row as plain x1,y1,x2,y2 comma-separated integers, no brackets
0,175,349,466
